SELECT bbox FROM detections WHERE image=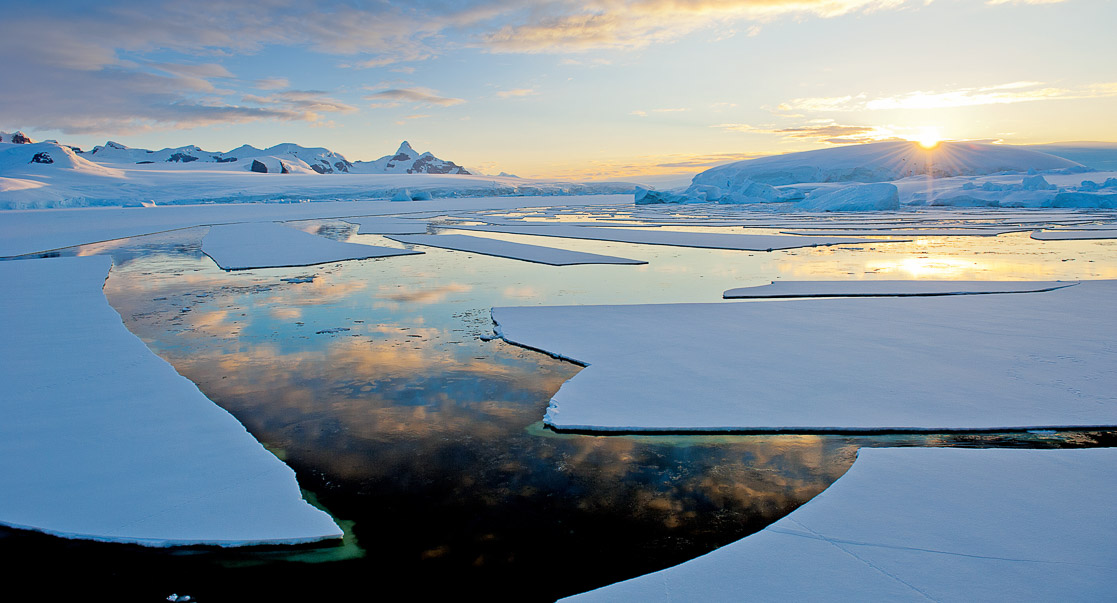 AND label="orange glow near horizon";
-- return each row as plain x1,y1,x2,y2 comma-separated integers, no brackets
915,127,943,150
